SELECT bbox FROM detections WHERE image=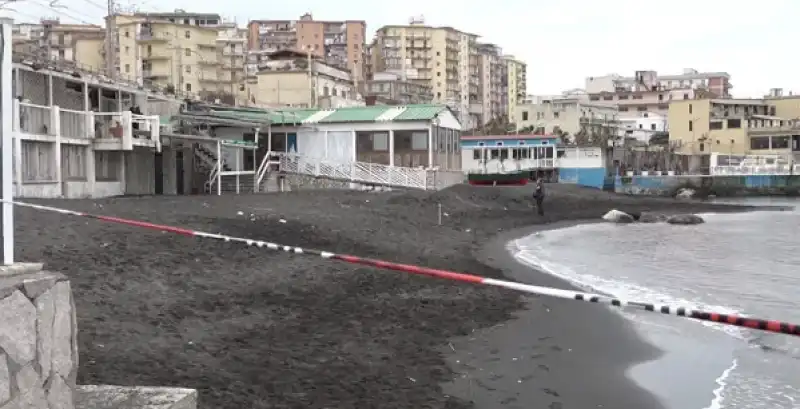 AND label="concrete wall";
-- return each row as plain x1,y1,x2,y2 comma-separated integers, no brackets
558,167,608,189
0,264,78,409
614,175,800,196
